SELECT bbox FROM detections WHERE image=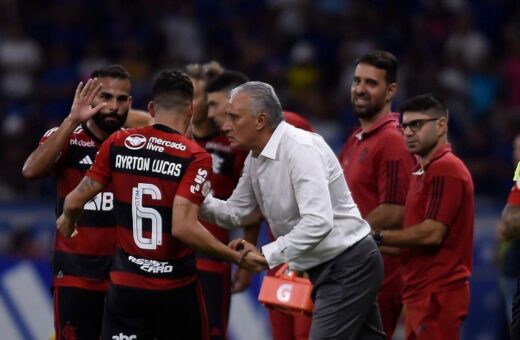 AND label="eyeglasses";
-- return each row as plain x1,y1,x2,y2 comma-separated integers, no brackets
397,118,440,134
